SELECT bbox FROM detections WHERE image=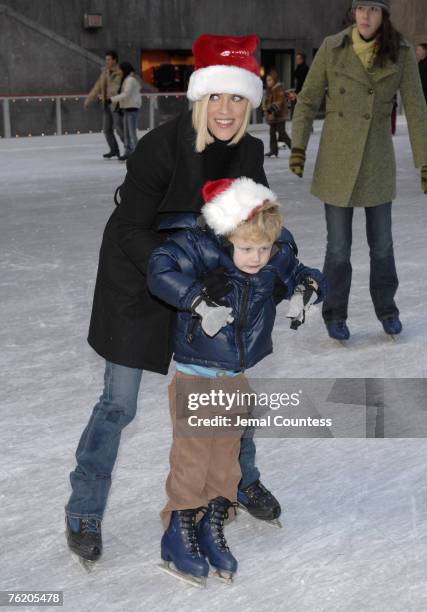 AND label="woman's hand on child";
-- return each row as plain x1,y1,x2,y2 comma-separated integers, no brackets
199,267,233,303
191,295,234,337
